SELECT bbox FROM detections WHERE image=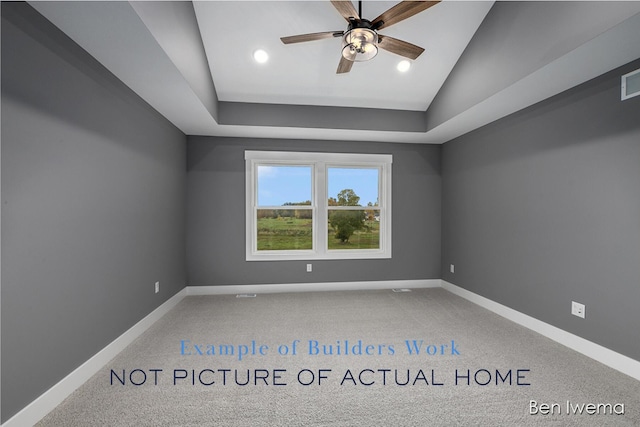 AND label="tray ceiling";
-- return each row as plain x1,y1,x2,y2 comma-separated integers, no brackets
28,1,640,144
